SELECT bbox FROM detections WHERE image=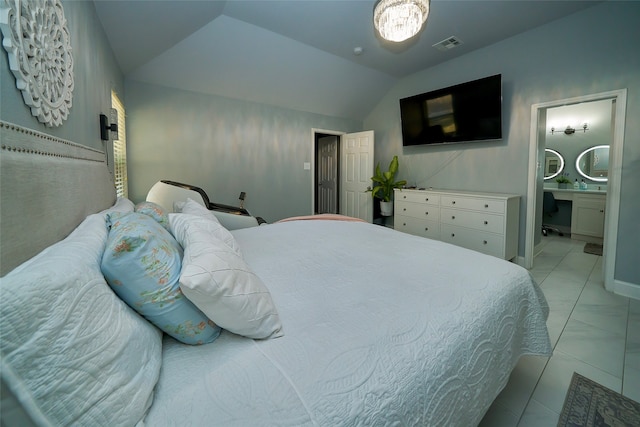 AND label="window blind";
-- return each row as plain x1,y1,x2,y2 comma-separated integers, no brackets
112,91,128,198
